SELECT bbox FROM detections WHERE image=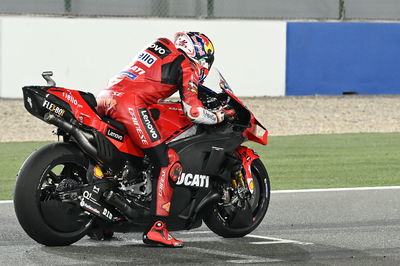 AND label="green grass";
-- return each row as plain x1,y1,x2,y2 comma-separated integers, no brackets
0,142,50,200
1,133,400,200
246,132,400,190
